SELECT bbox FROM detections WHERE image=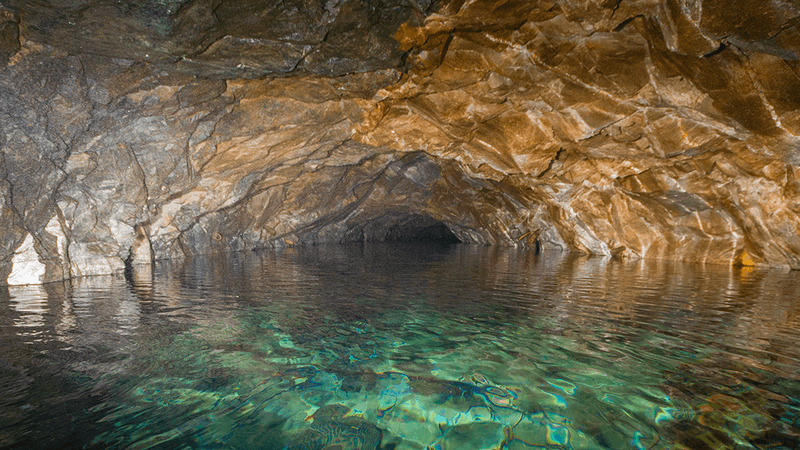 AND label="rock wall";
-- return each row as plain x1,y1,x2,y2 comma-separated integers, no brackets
1,0,800,285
